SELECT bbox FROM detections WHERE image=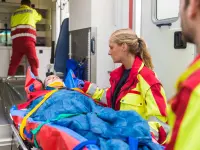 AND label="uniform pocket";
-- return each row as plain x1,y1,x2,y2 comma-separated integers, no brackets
120,92,145,117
